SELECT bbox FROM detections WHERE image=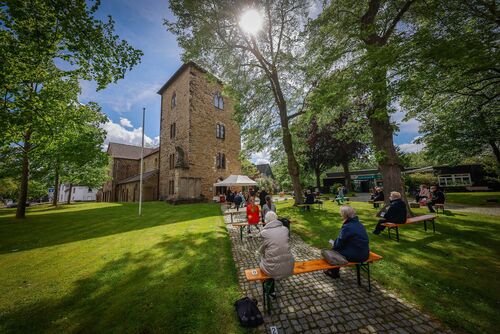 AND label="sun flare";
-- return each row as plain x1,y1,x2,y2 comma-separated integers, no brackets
239,9,263,34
